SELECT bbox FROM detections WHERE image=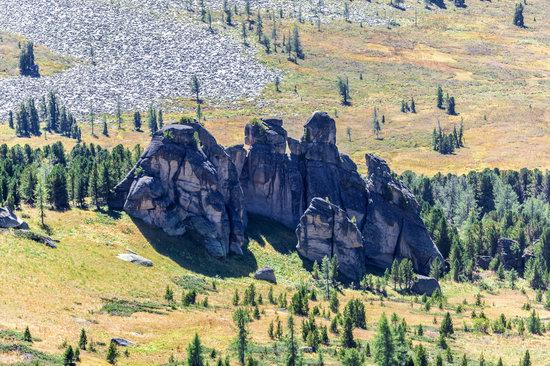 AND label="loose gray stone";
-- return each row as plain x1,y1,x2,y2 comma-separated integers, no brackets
111,338,134,347
117,253,154,267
